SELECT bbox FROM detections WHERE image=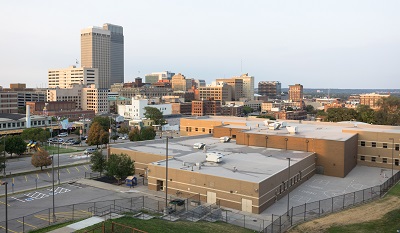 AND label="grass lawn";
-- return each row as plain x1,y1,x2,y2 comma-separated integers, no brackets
76,217,256,233
42,145,84,154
